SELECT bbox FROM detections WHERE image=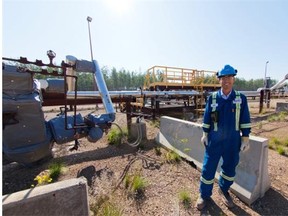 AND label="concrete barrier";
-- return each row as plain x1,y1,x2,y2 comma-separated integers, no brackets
156,116,270,205
276,102,288,112
2,177,89,216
